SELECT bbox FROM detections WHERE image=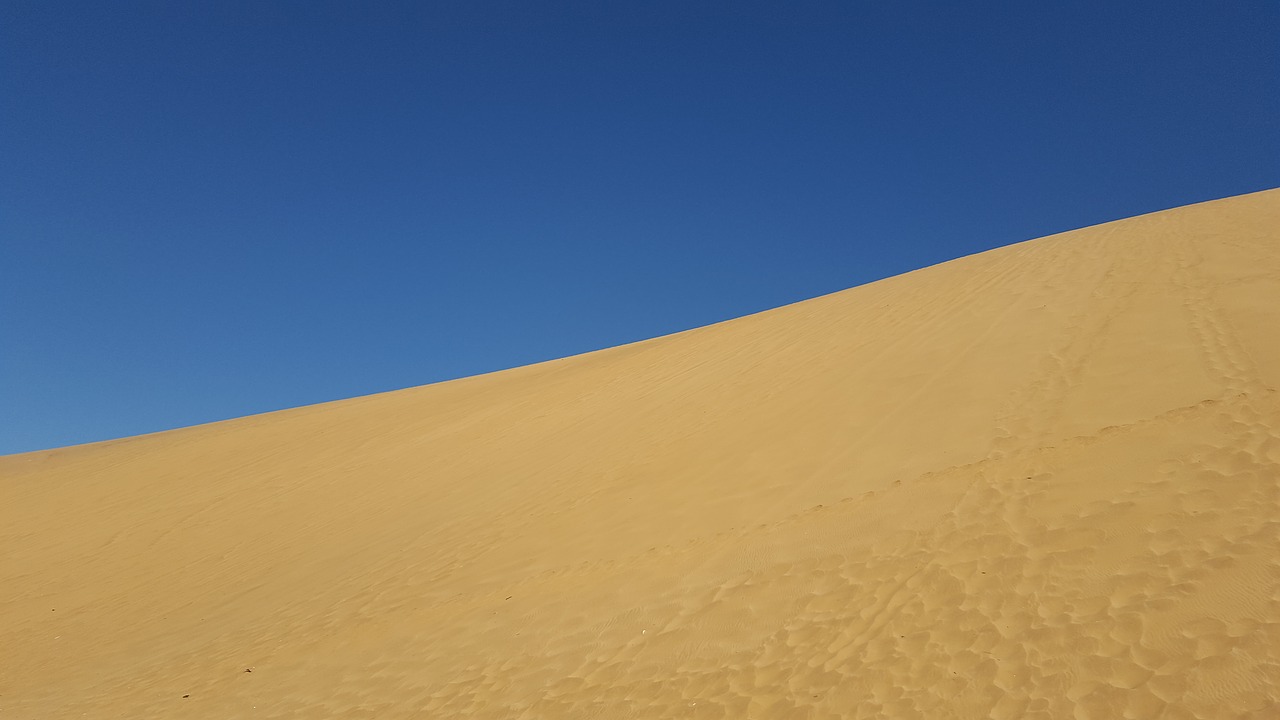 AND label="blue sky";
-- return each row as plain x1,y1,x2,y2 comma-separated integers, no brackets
2,2,1277,455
